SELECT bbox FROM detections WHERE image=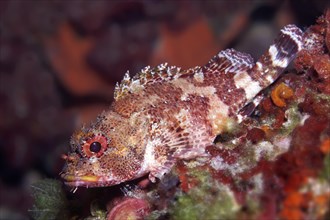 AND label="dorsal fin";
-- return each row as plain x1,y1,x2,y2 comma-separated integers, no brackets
114,63,185,101
202,48,254,74
114,48,256,101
